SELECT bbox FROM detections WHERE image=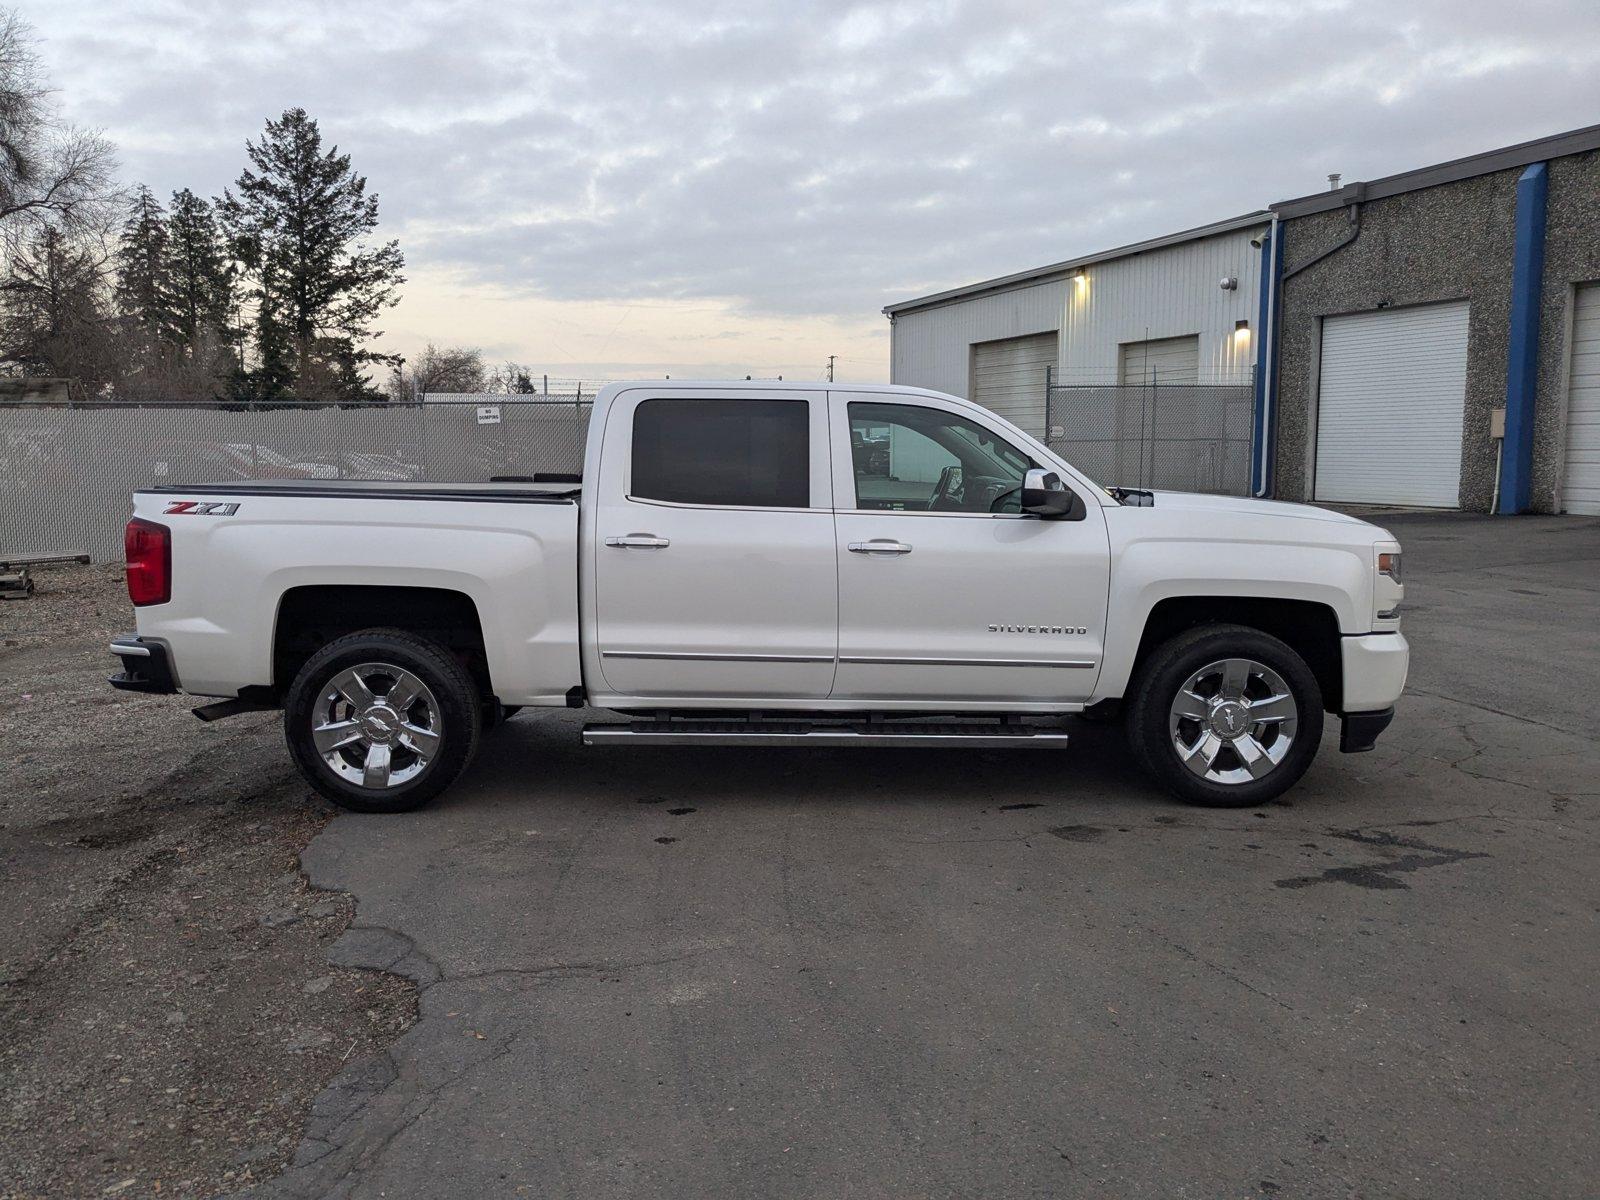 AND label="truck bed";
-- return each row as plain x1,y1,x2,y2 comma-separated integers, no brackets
129,480,582,704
